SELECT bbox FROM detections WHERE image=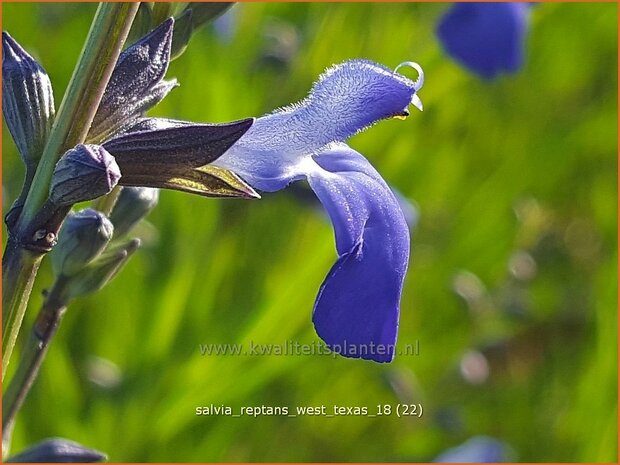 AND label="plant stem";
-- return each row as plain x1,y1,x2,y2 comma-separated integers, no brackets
2,277,70,455
1,244,42,380
2,2,138,379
